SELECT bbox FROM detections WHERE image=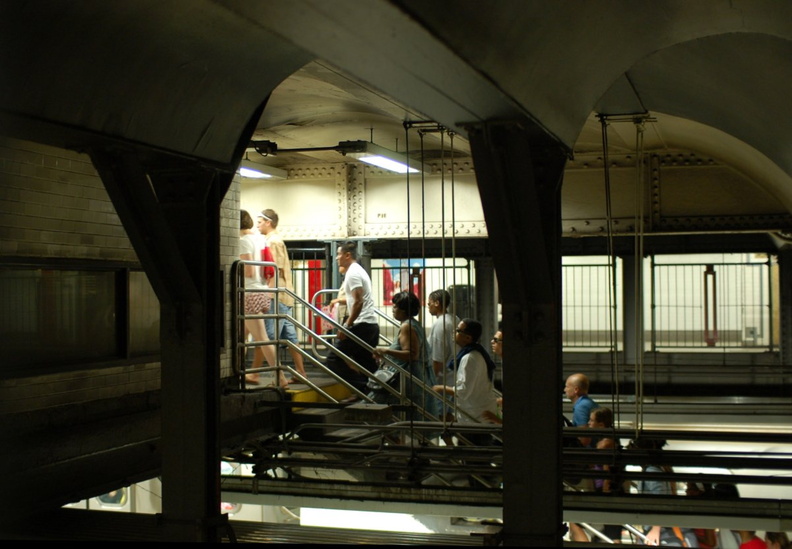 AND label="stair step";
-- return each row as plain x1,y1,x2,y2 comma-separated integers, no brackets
291,406,344,422
286,376,352,404
289,406,393,443
343,402,393,424
321,426,381,442
289,405,345,441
